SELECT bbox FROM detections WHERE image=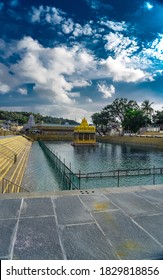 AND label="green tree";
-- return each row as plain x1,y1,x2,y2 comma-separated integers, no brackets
153,110,163,125
91,112,103,135
104,98,139,123
123,109,149,133
92,98,141,134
